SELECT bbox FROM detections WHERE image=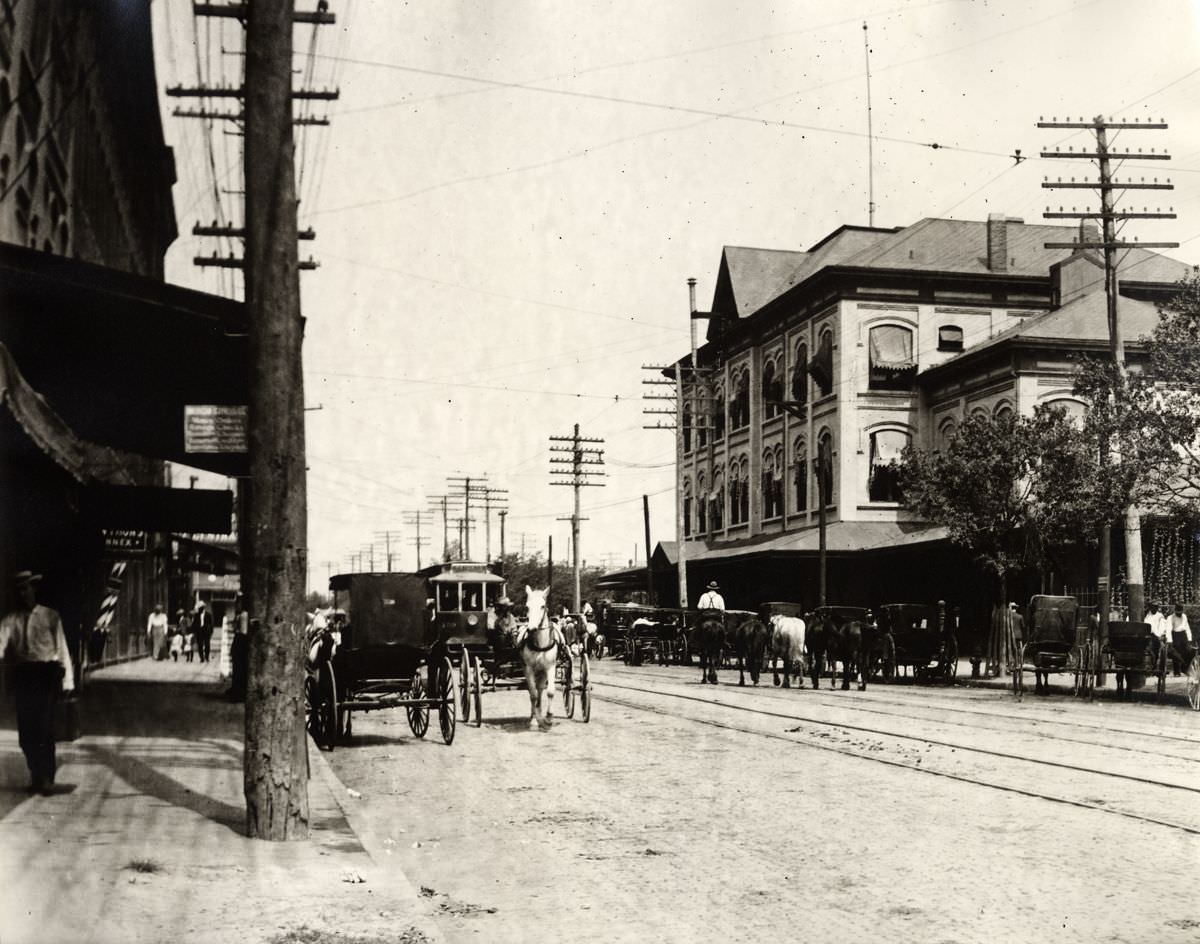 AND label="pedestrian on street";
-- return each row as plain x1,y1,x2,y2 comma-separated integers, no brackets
697,581,726,612
146,602,169,661
0,570,75,795
192,601,214,663
1167,603,1193,676
1145,603,1168,662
